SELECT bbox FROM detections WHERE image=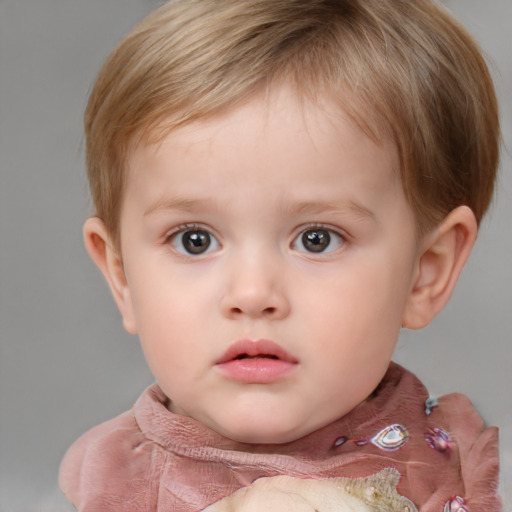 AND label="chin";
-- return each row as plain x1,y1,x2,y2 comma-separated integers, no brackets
217,420,309,445
226,431,299,445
